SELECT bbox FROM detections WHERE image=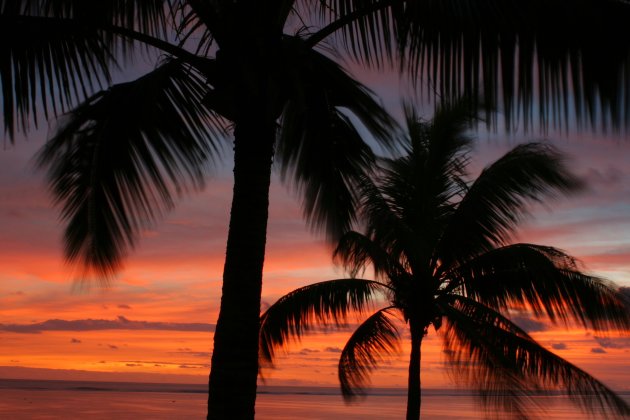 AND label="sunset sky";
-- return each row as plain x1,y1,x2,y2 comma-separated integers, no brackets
1,64,630,392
